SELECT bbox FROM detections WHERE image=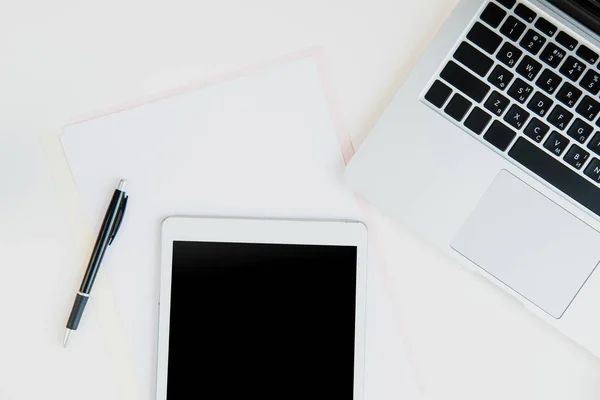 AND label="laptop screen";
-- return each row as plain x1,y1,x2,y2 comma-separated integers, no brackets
545,0,600,34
